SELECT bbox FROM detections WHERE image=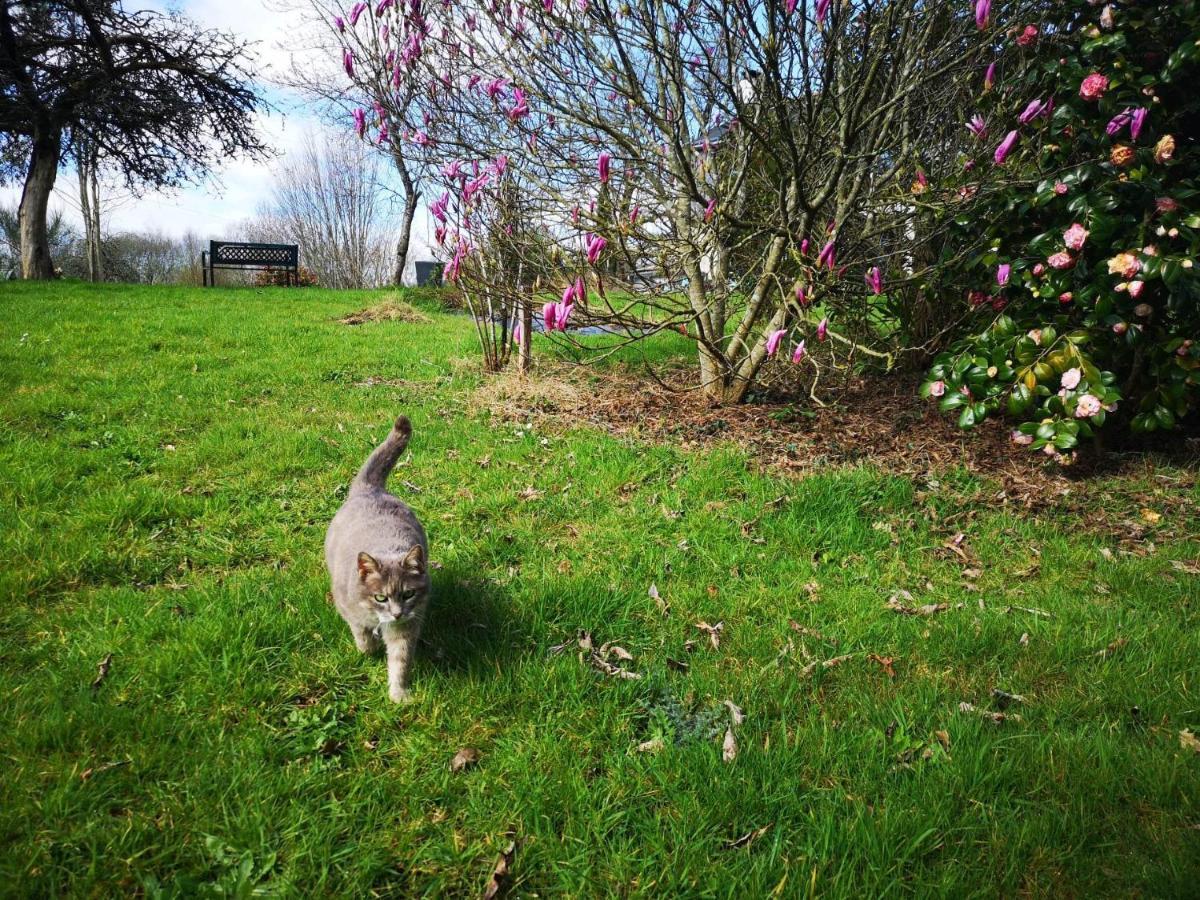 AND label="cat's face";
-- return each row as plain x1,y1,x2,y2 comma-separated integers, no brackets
356,547,428,624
